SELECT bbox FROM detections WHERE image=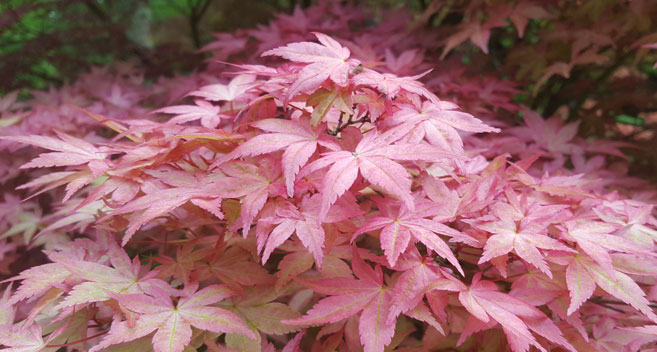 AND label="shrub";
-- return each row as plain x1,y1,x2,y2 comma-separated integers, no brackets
1,1,657,351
